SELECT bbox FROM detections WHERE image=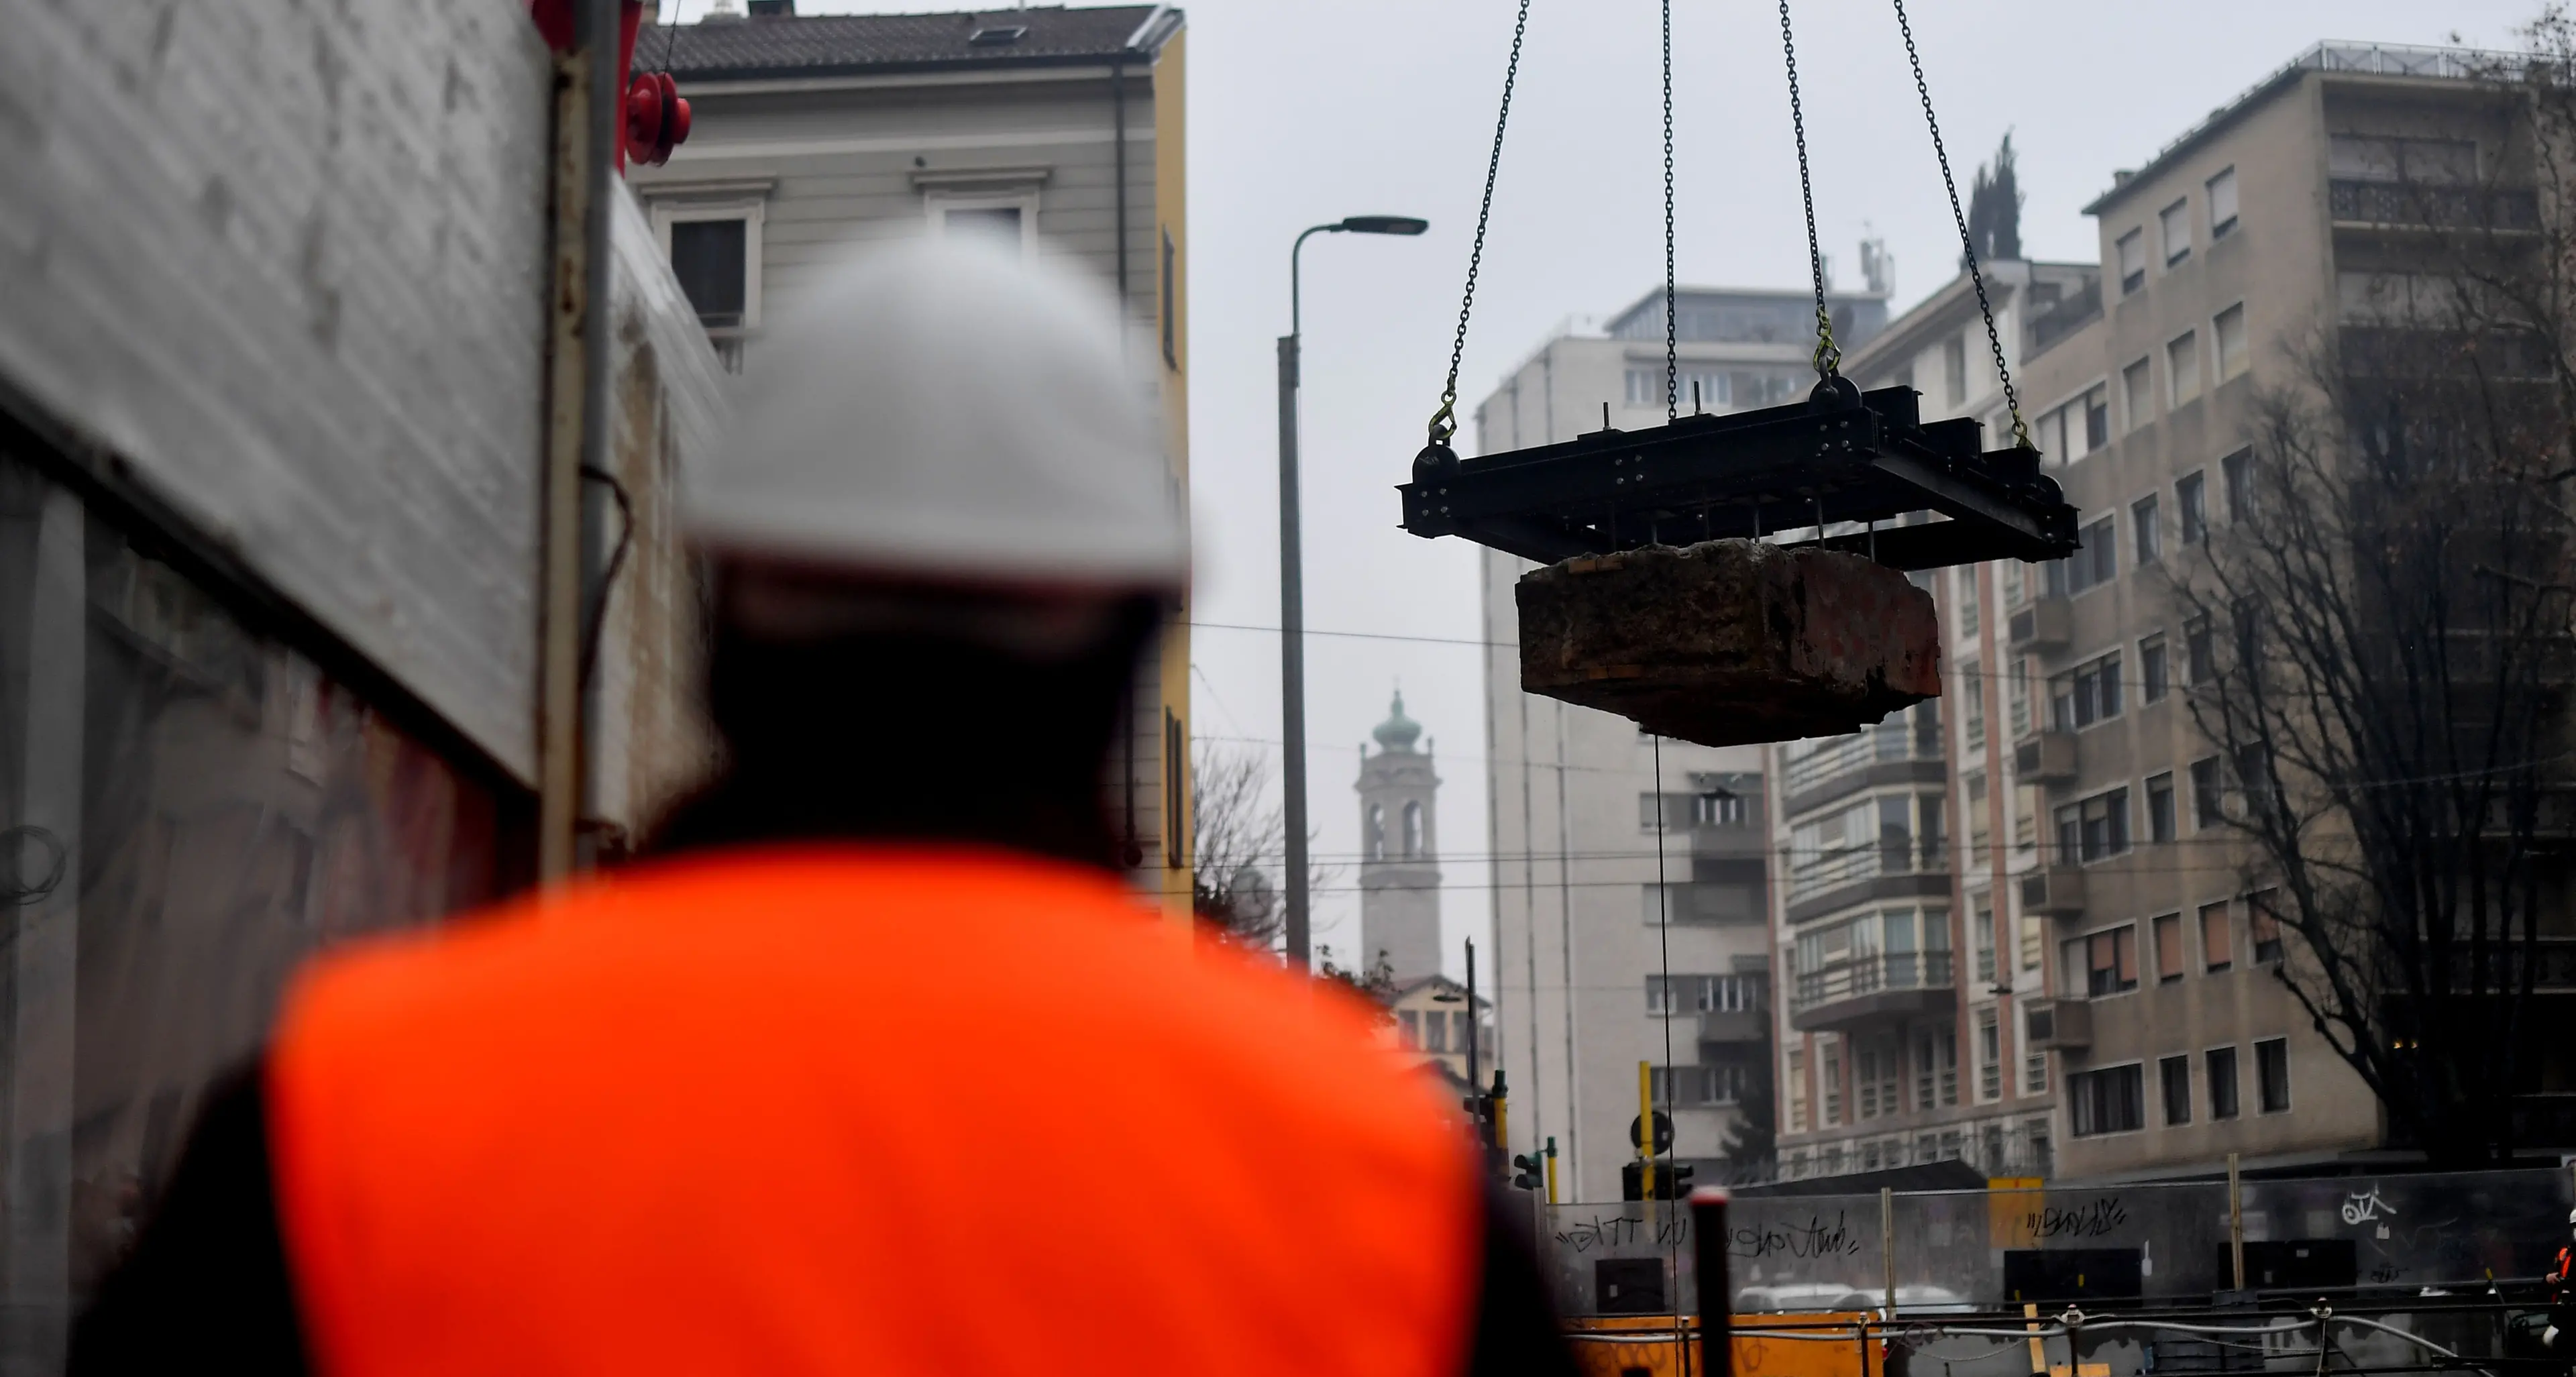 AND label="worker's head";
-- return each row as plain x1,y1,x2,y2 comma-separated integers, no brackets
662,237,1186,864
